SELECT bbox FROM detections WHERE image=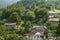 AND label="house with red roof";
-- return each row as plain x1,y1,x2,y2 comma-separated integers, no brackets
24,25,46,40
